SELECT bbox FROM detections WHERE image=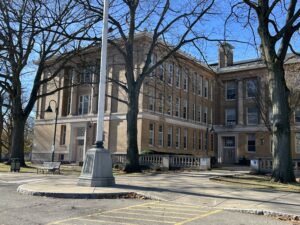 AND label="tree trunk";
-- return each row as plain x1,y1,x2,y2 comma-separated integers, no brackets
10,116,26,166
269,63,295,183
124,91,141,172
